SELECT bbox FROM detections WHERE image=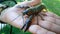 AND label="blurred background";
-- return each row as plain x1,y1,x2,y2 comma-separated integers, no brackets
0,0,60,34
